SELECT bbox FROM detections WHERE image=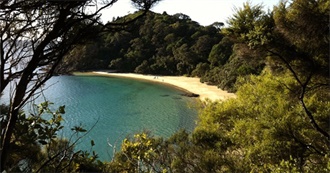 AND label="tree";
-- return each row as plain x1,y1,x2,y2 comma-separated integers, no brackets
211,22,225,30
173,13,191,20
107,1,330,172
0,0,160,171
225,0,329,142
191,35,219,62
207,37,233,67
195,69,330,172
191,62,210,77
